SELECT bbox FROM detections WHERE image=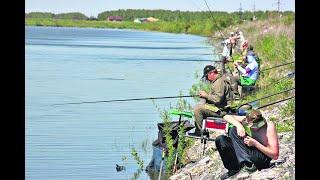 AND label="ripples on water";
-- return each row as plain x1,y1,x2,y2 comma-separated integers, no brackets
26,26,218,180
